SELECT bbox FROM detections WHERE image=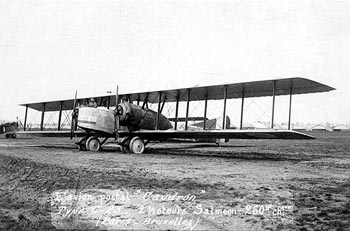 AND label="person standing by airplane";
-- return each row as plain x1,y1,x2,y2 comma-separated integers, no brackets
88,98,97,108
